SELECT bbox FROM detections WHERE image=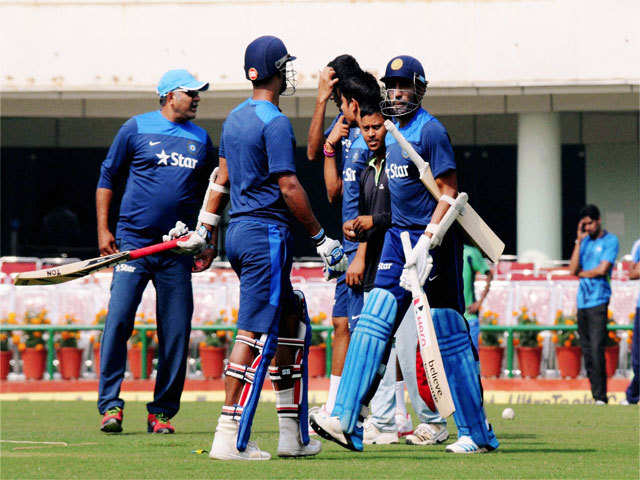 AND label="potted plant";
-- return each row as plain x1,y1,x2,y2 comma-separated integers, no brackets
199,312,230,379
90,308,107,376
21,309,49,380
604,311,620,378
552,312,581,378
55,315,83,380
514,309,544,378
309,312,328,378
0,312,19,380
127,313,157,379
478,310,503,377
